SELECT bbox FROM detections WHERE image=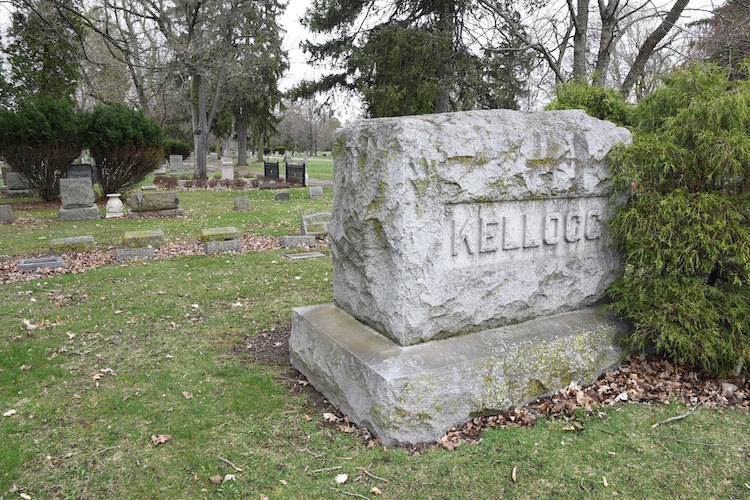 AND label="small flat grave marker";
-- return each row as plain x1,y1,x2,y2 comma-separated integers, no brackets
274,192,290,201
308,187,324,199
18,256,64,272
285,252,326,260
